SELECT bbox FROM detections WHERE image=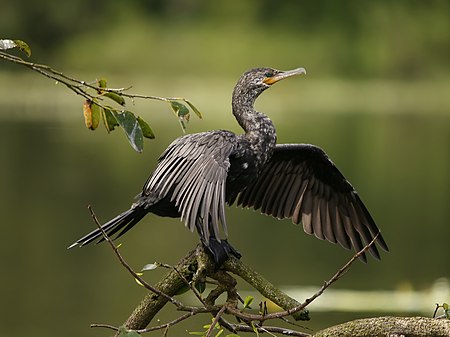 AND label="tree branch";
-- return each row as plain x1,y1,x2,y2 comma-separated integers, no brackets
6,42,443,337
0,50,203,146
223,256,309,321
87,215,447,337
88,205,186,308
89,210,394,337
223,233,380,323
0,51,172,103
120,250,199,331
312,316,450,337
219,319,311,337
